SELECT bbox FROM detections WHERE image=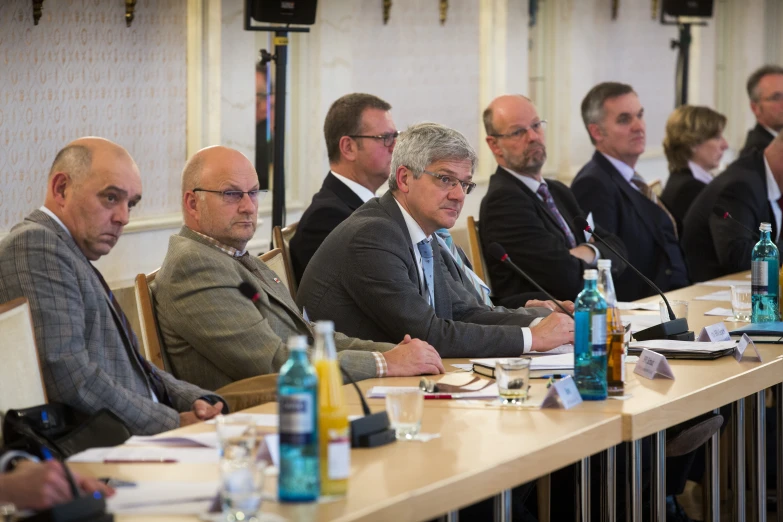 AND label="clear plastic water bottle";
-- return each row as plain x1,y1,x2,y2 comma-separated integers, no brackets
574,269,608,400
278,335,319,502
751,222,780,323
